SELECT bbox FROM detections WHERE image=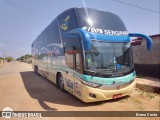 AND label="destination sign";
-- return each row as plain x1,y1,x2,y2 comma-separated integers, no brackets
82,26,128,35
